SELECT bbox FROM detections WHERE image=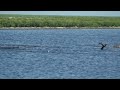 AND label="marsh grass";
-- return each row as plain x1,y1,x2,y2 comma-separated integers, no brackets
0,14,120,28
